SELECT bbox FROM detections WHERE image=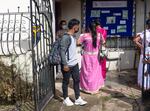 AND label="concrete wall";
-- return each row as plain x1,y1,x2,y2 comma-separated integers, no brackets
106,49,138,70
60,0,81,34
136,0,150,33
61,0,81,23
0,0,55,82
